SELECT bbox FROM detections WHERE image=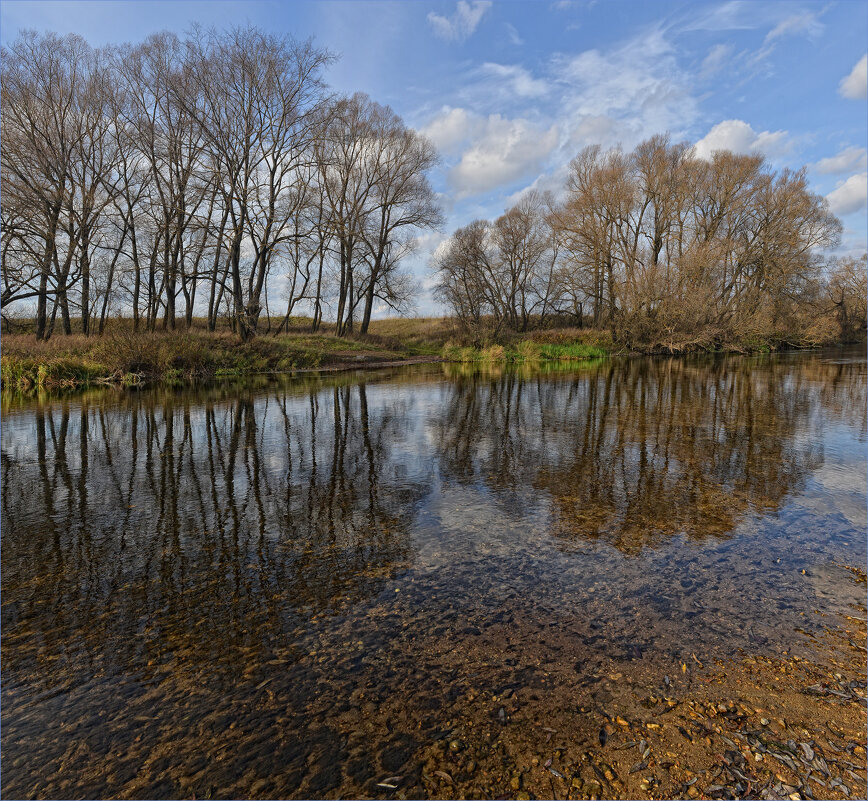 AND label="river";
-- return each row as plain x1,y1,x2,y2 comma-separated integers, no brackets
2,348,866,799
